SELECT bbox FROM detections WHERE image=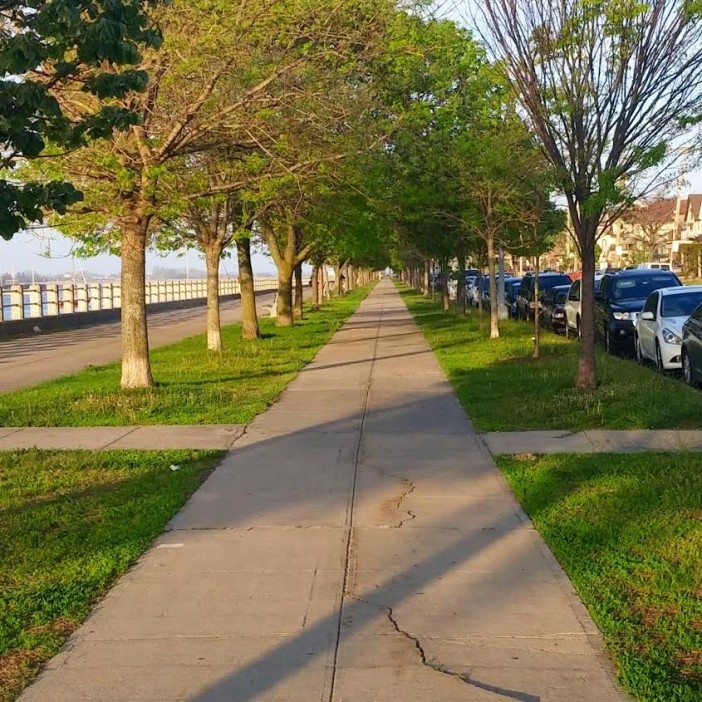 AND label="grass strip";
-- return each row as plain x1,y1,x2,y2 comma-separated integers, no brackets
497,452,702,702
0,449,224,701
400,286,702,431
0,288,370,427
